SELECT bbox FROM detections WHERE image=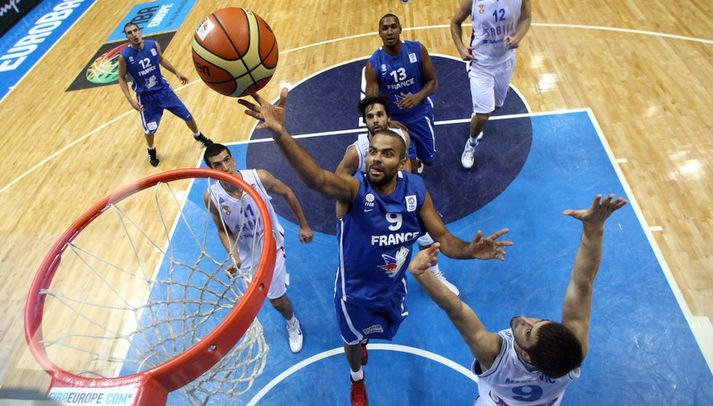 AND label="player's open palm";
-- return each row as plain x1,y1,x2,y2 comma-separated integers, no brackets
469,229,511,260
563,194,627,226
240,88,288,134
